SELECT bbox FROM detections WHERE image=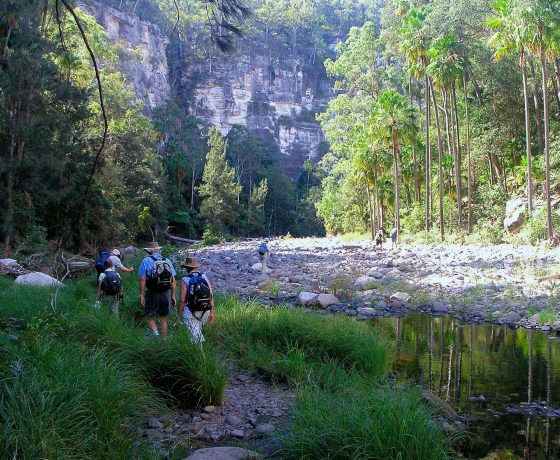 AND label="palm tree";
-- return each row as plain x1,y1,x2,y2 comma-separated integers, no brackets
372,90,419,232
399,6,432,230
488,0,535,214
